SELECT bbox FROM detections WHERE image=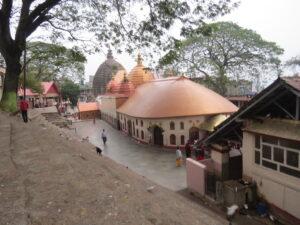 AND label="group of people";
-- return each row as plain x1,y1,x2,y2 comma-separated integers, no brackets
175,139,206,167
